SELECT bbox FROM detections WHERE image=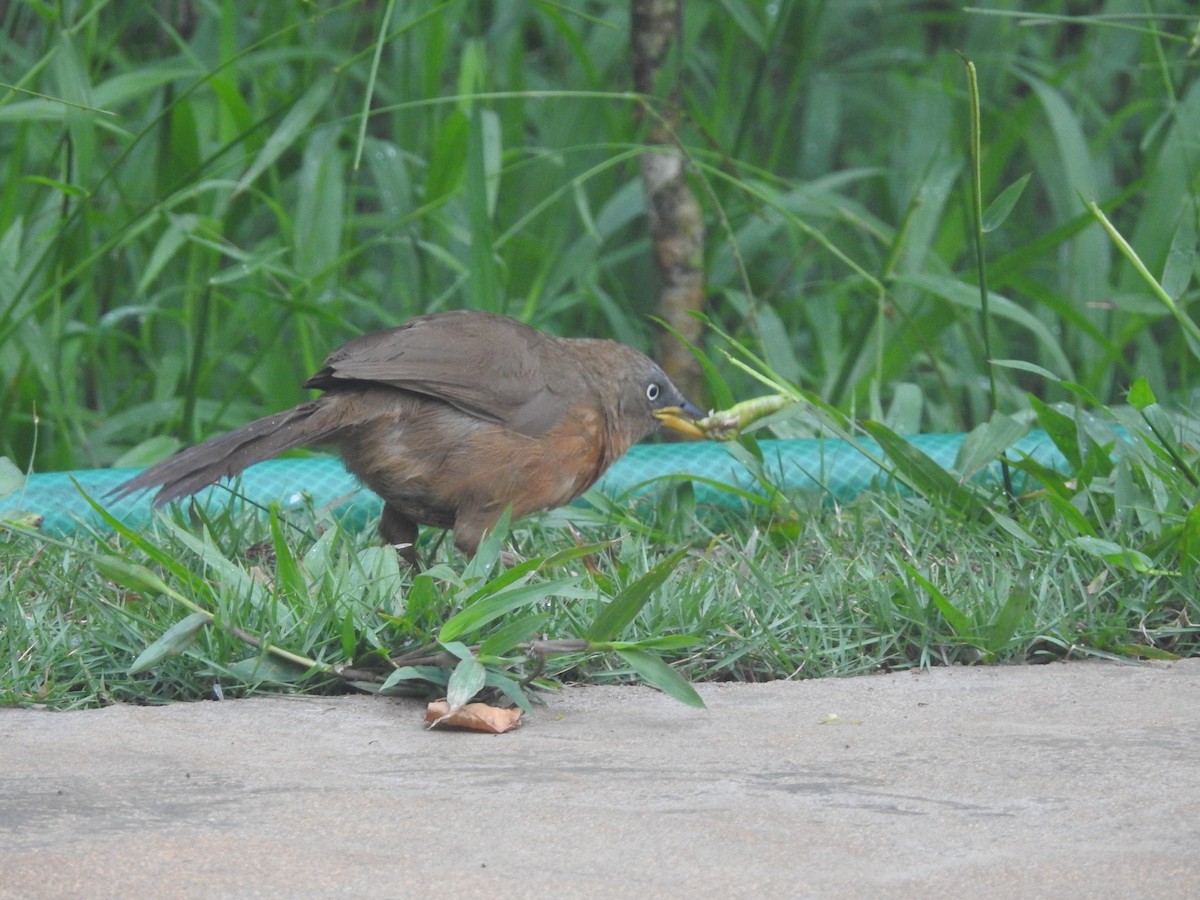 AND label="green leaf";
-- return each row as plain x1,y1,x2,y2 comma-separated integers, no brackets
484,670,532,713
716,0,766,48
984,570,1033,653
379,665,450,693
1161,211,1196,300
899,274,1074,378
73,483,208,596
0,63,200,123
1133,401,1200,488
159,92,201,196
425,108,468,205
462,506,511,584
1072,537,1155,573
615,649,705,709
1056,381,1106,409
270,505,309,604
954,412,1029,483
93,63,205,110
1108,644,1180,662
1008,454,1070,496
465,105,502,310
112,435,182,468
96,556,181,601
898,561,971,637
1027,395,1082,470
439,640,475,663
479,613,548,657
225,654,306,685
1041,491,1096,536
990,358,1064,383
235,73,334,195
160,520,271,612
981,172,1031,232
445,655,488,711
129,612,212,674
585,548,688,642
0,456,24,498
339,610,357,661
465,535,608,598
1176,503,1200,575
340,545,404,614
861,420,990,520
20,174,90,197
1127,376,1156,411
439,577,582,643
883,383,923,434
988,509,1038,548
595,634,704,652
136,213,199,296
294,127,346,279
